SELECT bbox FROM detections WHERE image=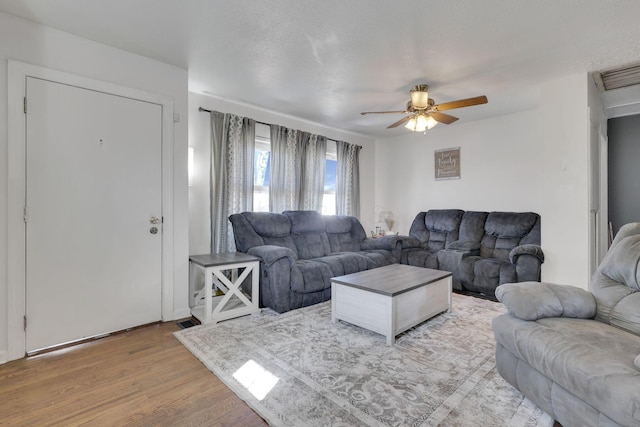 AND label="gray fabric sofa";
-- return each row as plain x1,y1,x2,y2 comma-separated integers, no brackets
492,222,640,427
229,210,400,313
402,209,544,300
